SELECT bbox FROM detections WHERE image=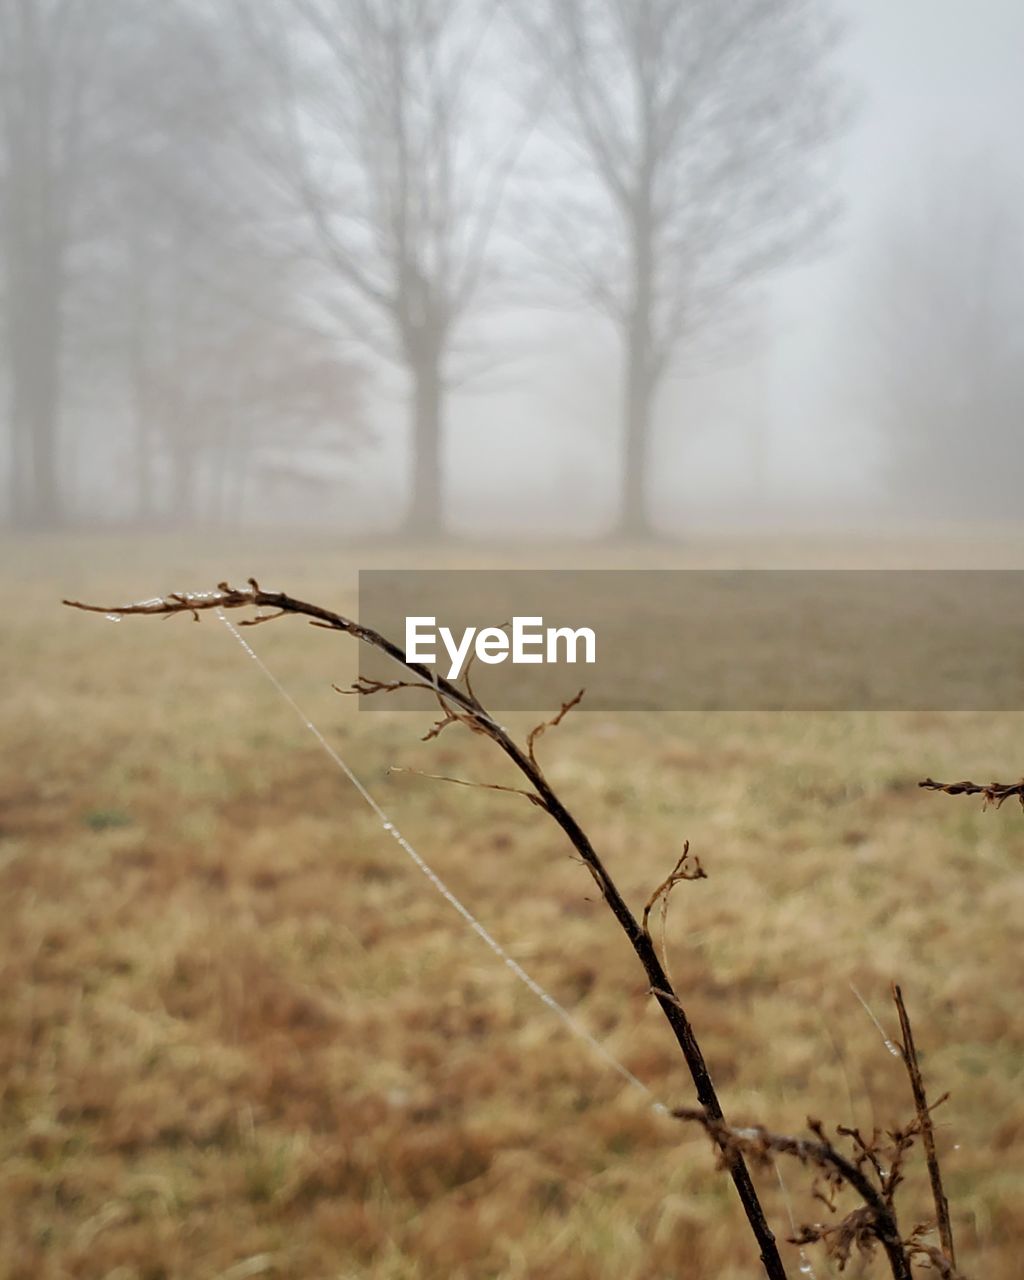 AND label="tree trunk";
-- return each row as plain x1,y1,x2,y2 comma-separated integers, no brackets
7,385,28,526
9,263,63,528
132,382,153,524
2,8,66,530
169,443,197,526
164,213,198,527
616,204,657,541
128,228,154,523
164,375,196,526
4,183,64,527
619,329,656,539
212,394,243,526
22,398,60,528
403,352,444,537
